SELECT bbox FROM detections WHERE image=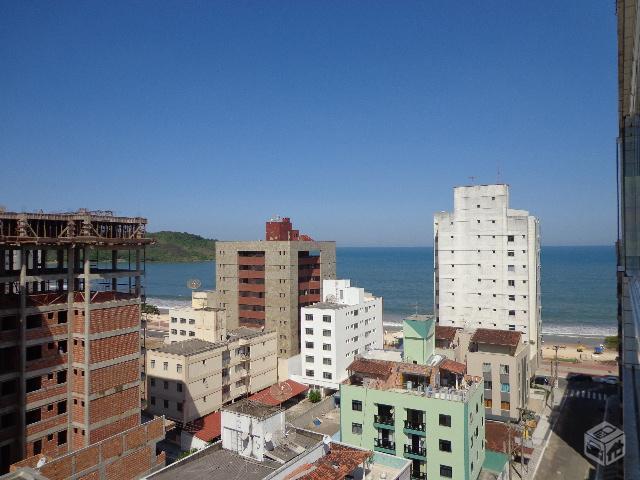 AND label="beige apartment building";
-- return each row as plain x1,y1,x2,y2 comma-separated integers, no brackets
168,300,226,344
145,328,277,424
434,326,529,421
214,218,336,359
